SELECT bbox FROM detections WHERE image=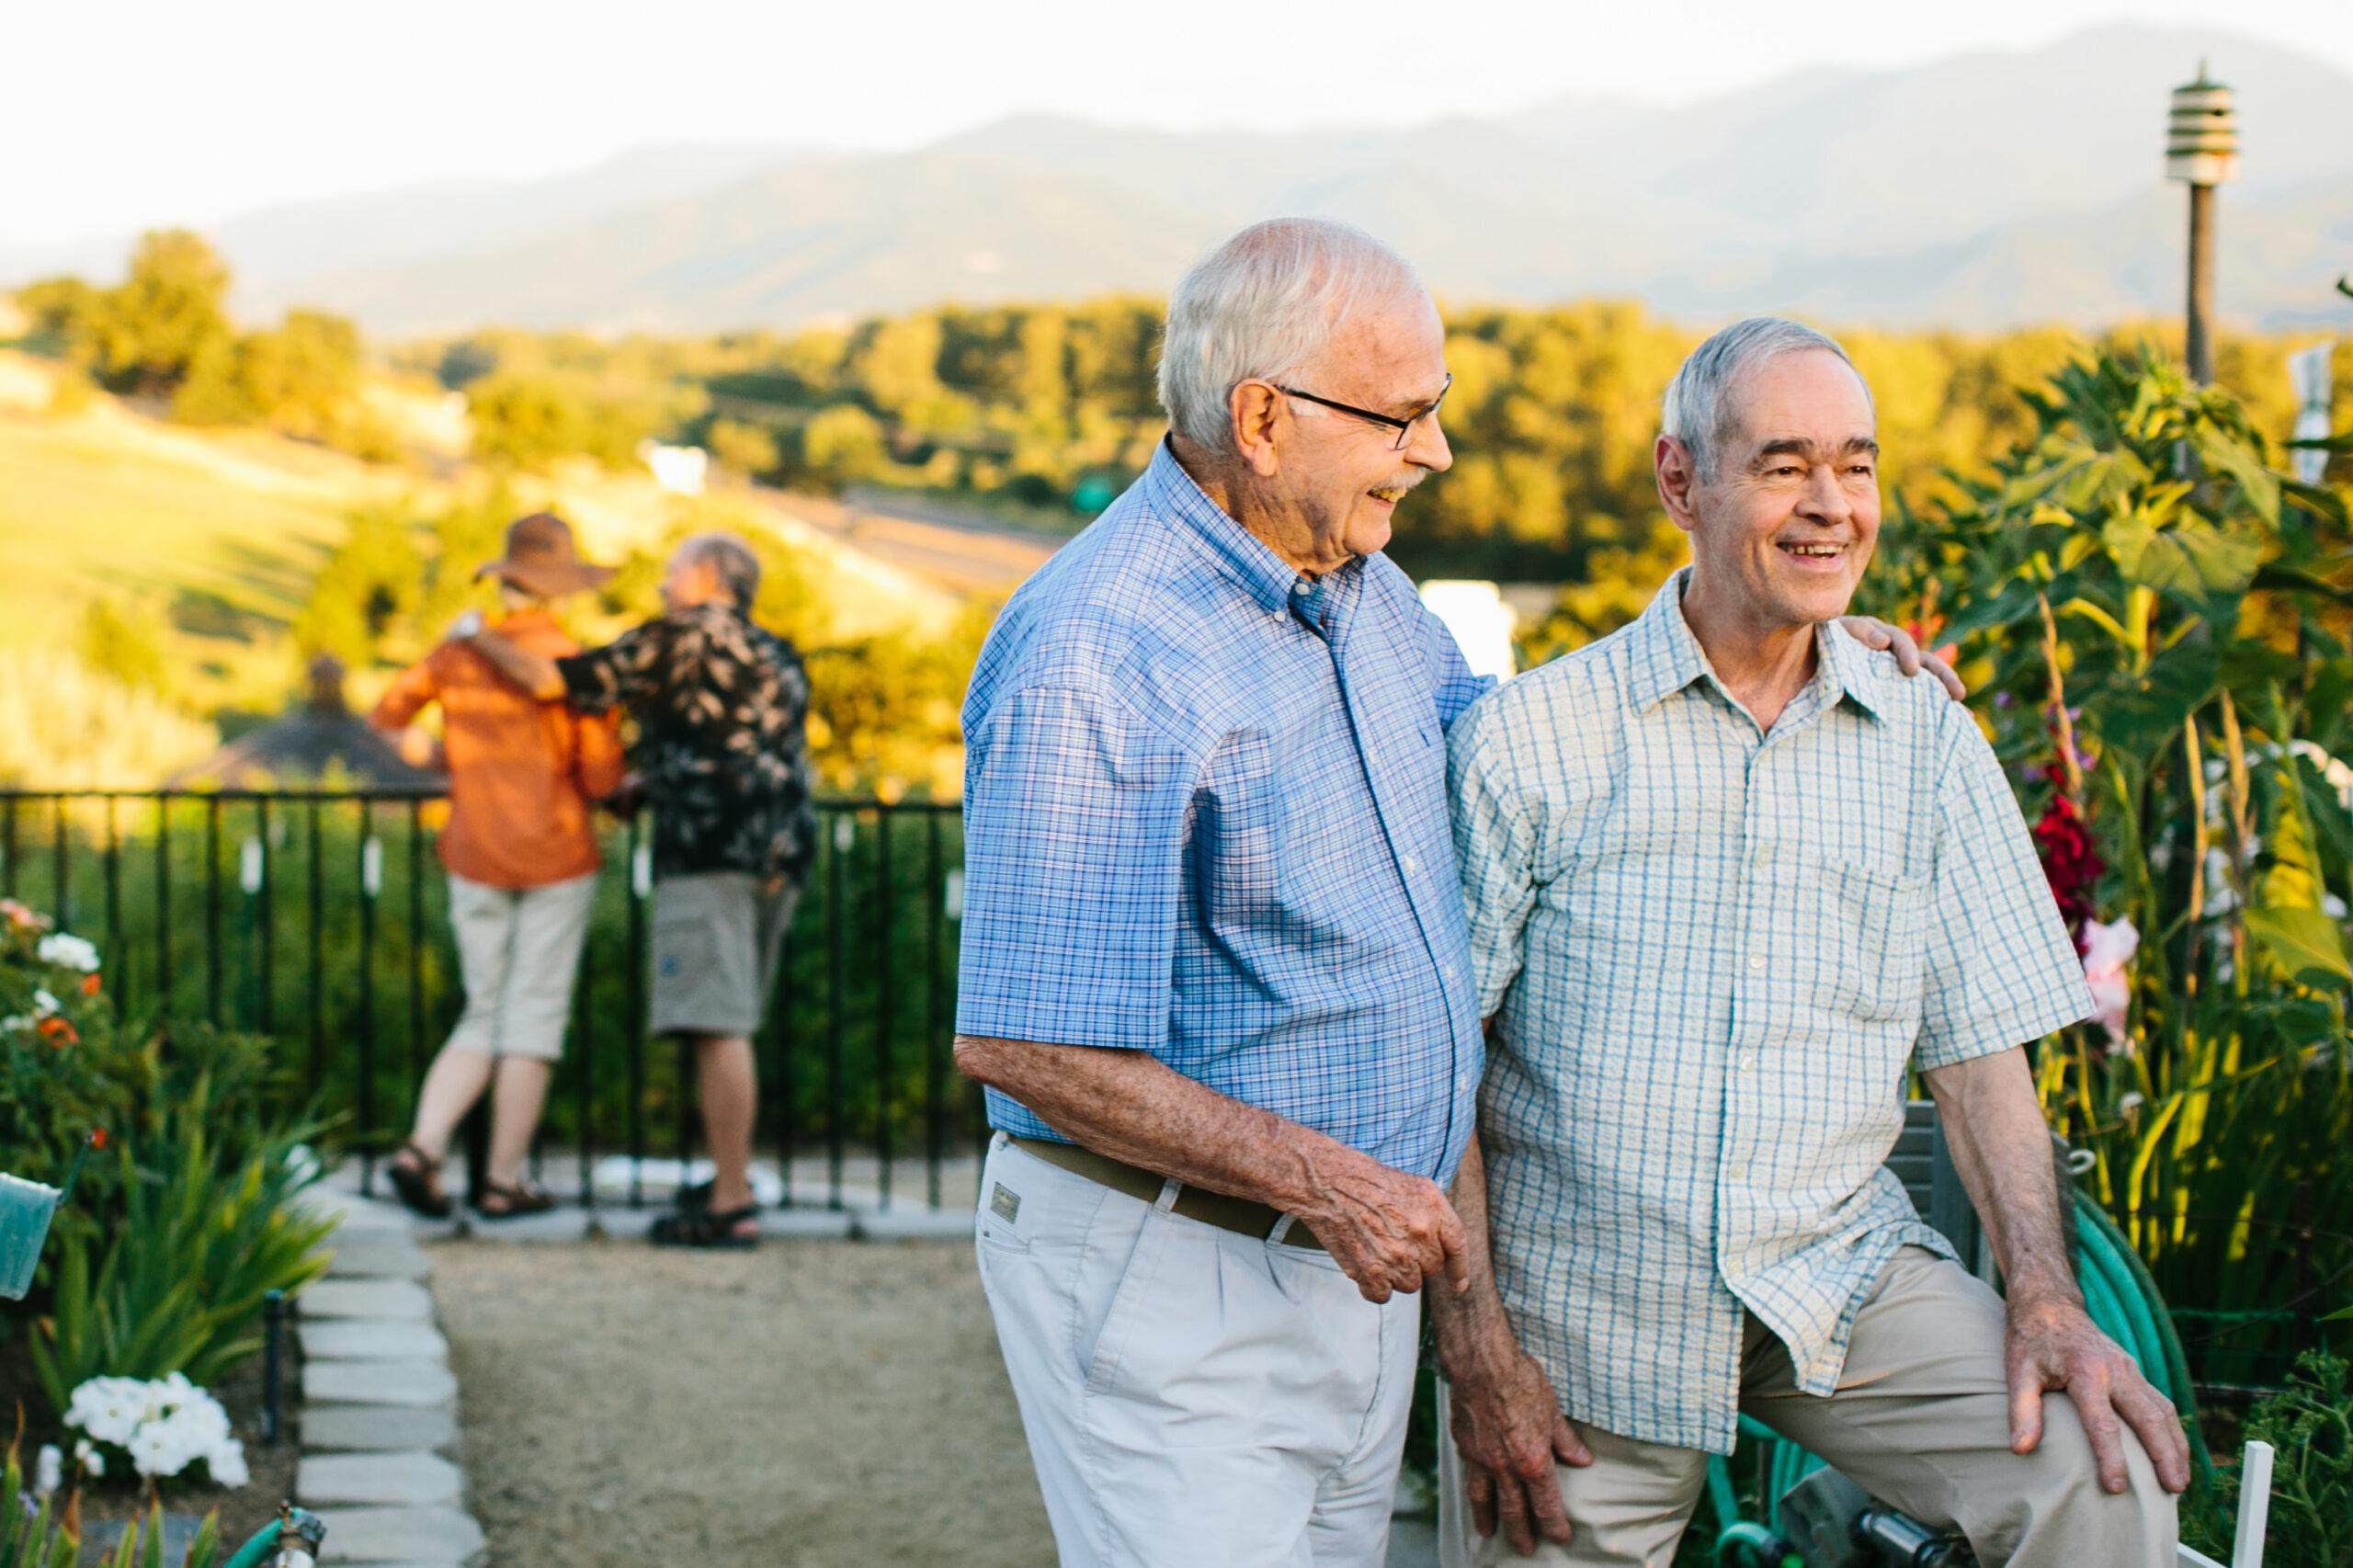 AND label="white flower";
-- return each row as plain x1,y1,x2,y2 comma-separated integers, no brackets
206,1442,249,1489
74,1437,105,1479
33,1444,62,1499
30,988,61,1018
0,1015,28,1034
128,1425,183,1478
2120,1091,2145,1114
35,933,99,973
